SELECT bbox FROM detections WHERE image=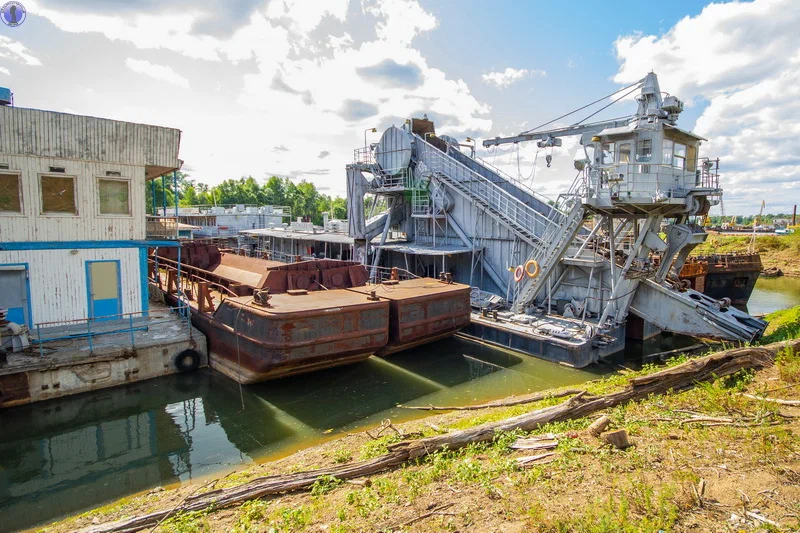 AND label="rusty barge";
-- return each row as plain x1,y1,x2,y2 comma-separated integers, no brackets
680,252,762,307
153,243,470,383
